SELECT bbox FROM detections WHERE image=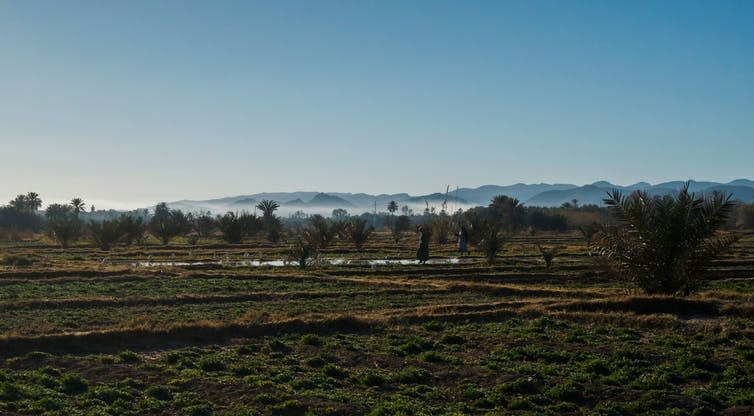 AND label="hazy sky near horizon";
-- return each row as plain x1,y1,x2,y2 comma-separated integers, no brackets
1,1,753,209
